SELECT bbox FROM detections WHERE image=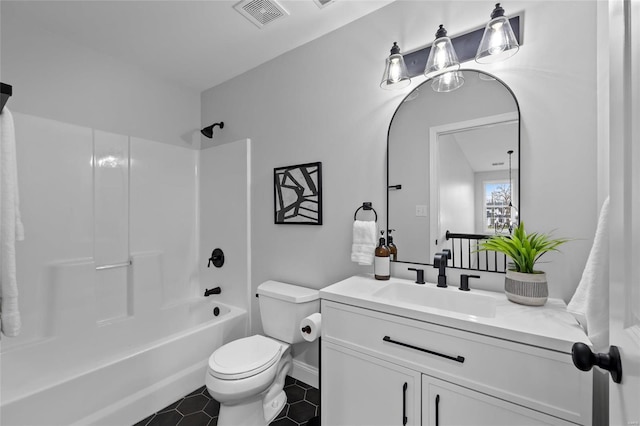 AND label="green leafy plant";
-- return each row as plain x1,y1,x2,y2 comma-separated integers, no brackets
476,222,570,274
